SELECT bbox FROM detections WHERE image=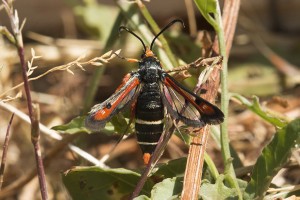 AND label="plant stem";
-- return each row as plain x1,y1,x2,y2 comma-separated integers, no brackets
17,41,49,200
0,26,16,44
17,45,34,118
0,113,14,190
182,126,210,199
16,30,48,200
204,152,219,180
30,104,48,200
214,1,242,199
2,1,49,198
216,6,229,169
